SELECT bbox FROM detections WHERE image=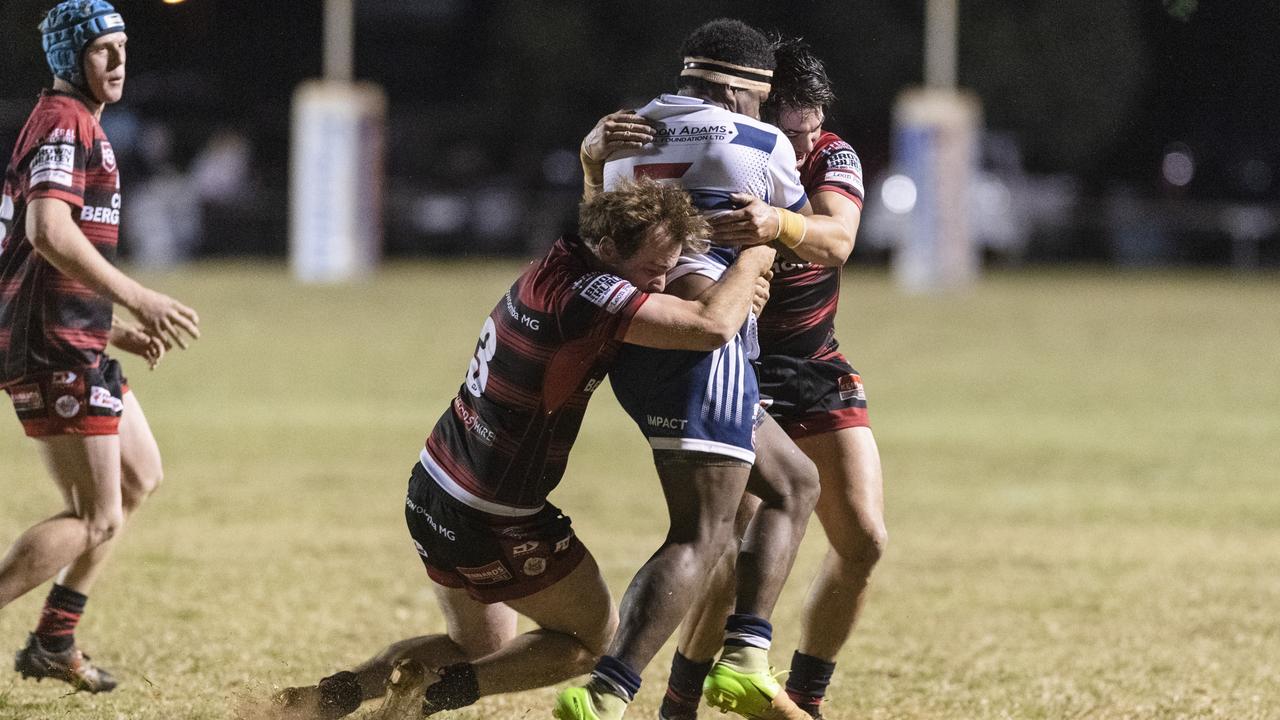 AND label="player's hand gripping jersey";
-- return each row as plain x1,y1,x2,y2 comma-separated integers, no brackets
602,94,806,462
0,91,122,385
421,235,649,516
